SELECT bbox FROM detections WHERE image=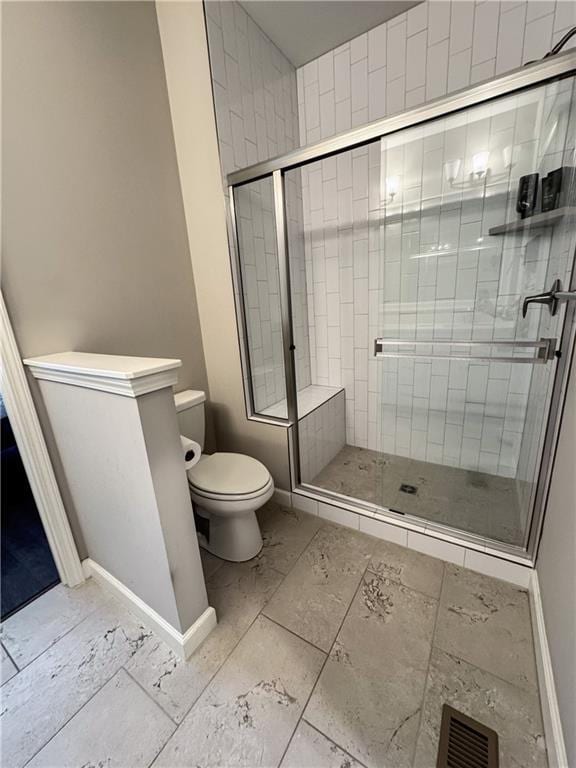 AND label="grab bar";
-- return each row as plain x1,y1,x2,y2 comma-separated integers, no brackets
373,337,557,364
